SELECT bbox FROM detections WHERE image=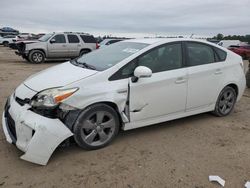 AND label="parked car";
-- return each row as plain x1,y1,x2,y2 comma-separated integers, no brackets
9,35,42,50
0,27,19,33
99,39,124,48
15,32,98,63
2,38,246,165
0,35,16,46
228,45,250,60
217,40,241,48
